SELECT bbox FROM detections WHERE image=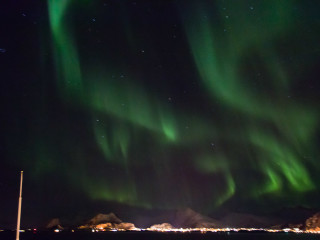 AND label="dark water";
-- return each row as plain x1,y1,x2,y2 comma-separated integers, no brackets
1,231,320,240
